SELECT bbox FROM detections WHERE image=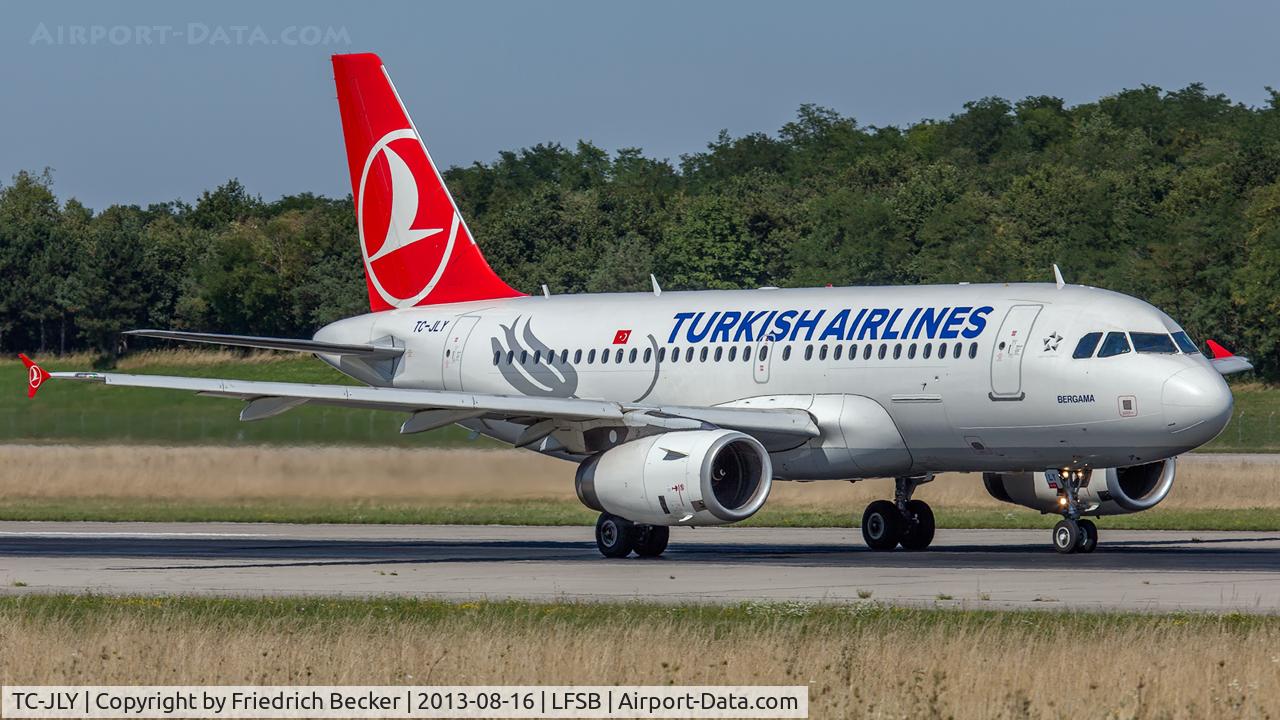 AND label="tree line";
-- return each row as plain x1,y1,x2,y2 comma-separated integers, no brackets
3,83,1280,376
